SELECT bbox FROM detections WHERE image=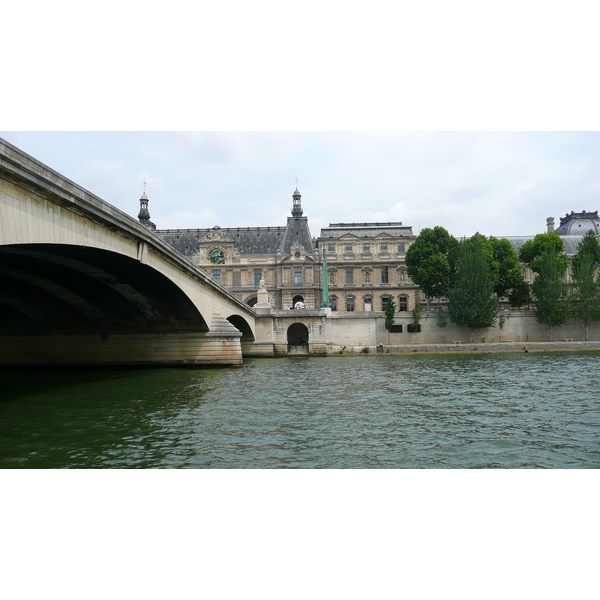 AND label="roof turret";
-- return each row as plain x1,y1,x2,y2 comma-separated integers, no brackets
555,210,600,235
292,187,303,217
